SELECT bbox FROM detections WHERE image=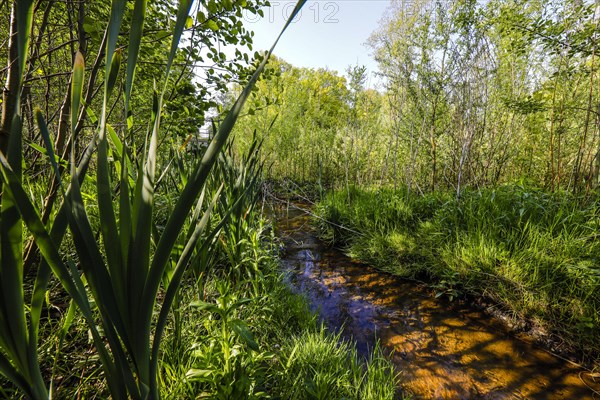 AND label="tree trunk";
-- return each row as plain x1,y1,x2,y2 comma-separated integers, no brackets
0,3,20,155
